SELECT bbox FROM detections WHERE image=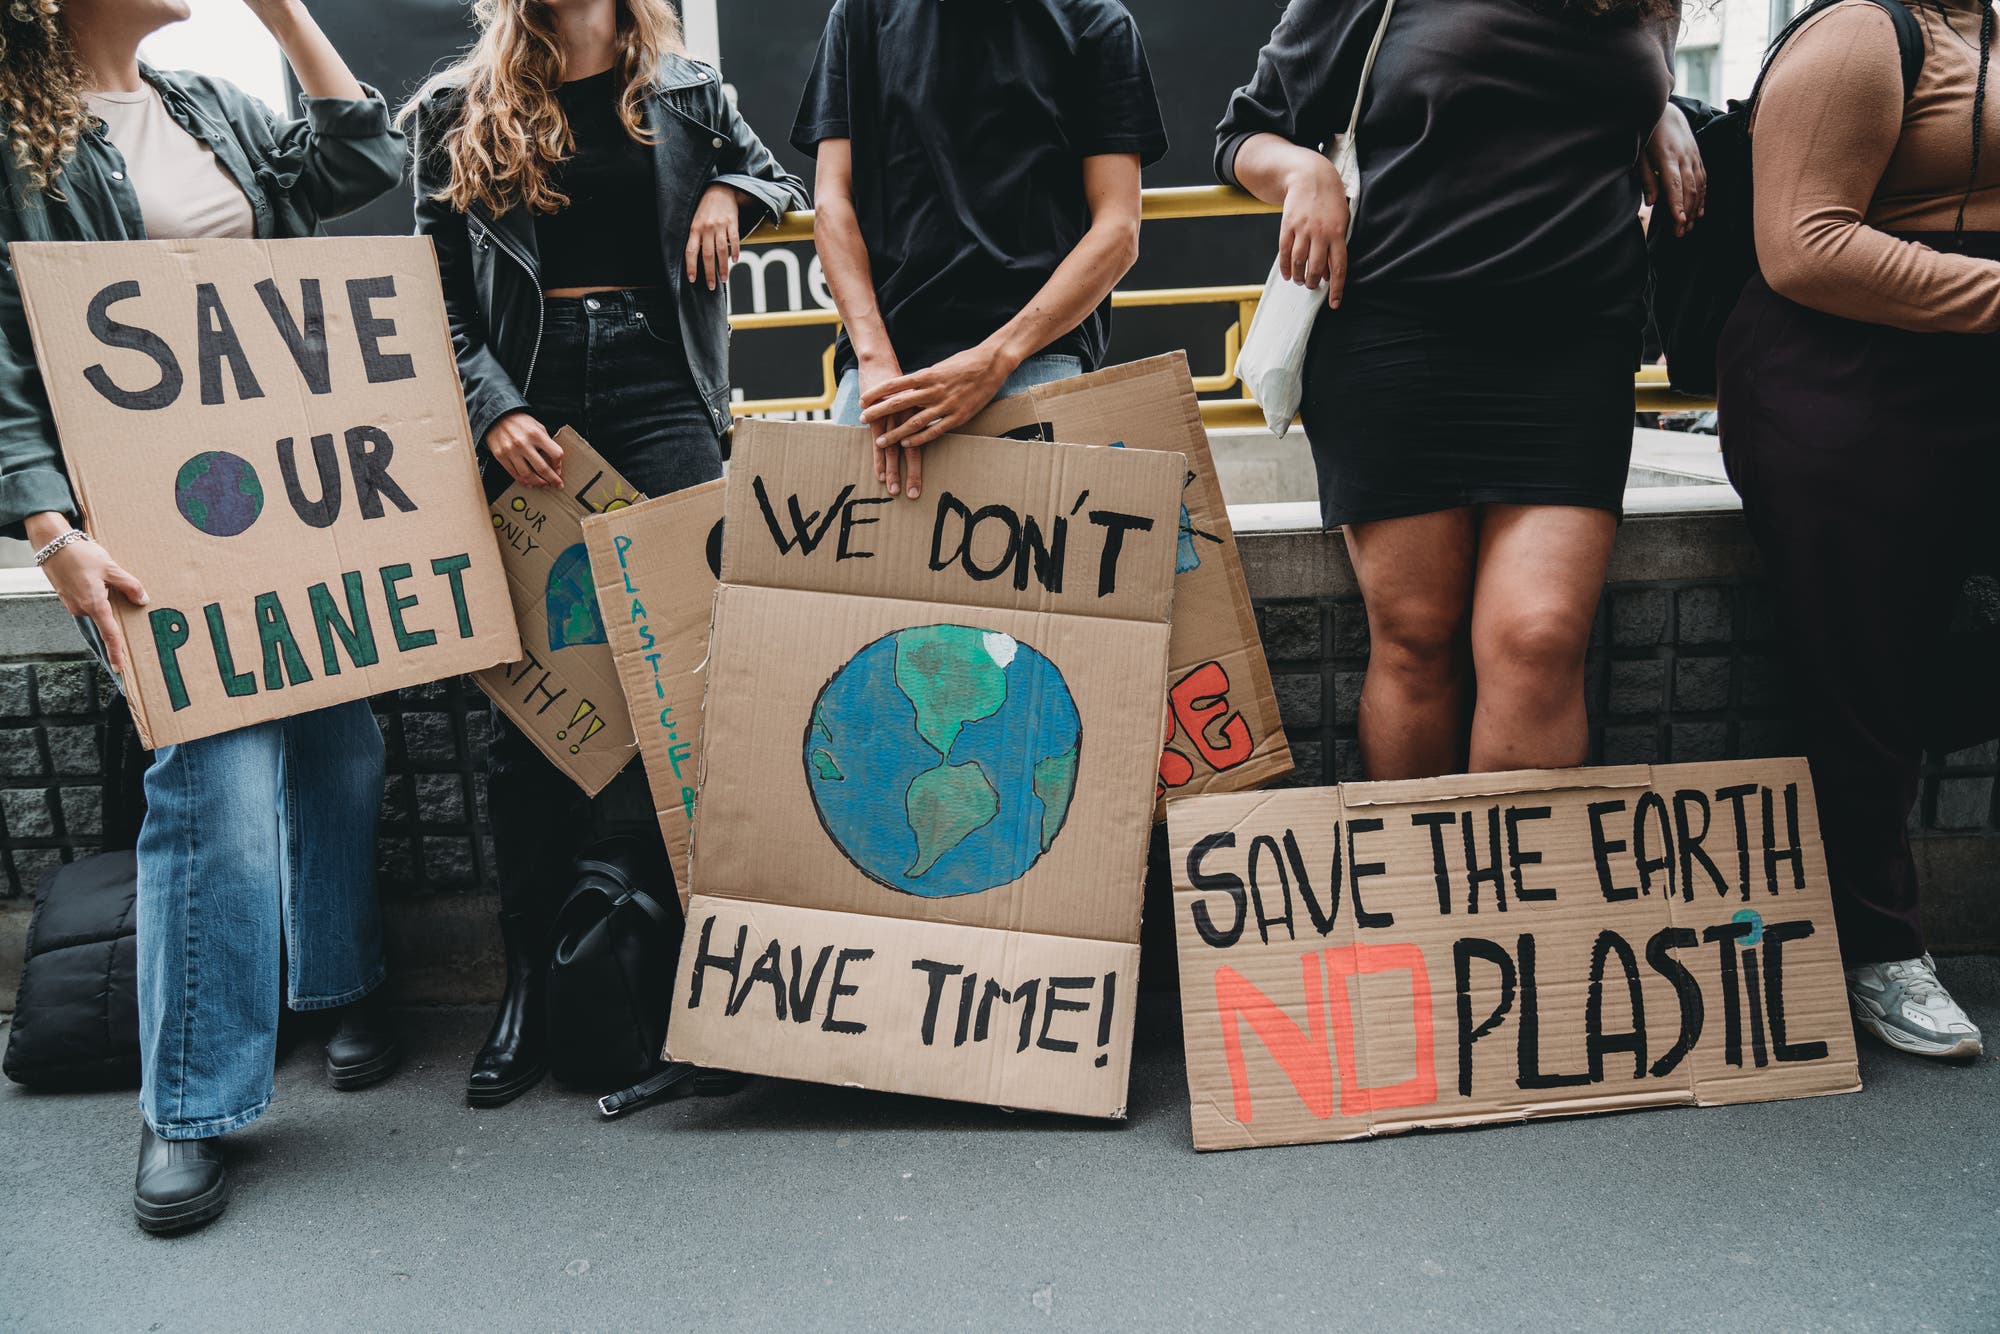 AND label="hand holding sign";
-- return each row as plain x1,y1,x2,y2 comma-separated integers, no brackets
485,410,565,489
26,517,148,676
859,343,1014,499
